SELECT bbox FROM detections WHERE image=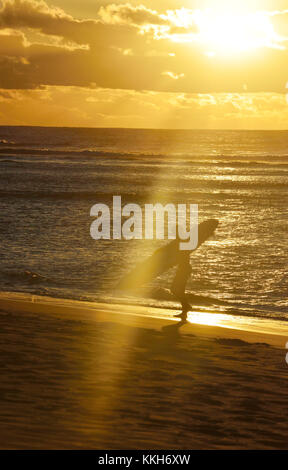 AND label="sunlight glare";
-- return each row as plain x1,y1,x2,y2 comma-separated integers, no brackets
169,8,285,56
187,311,234,328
